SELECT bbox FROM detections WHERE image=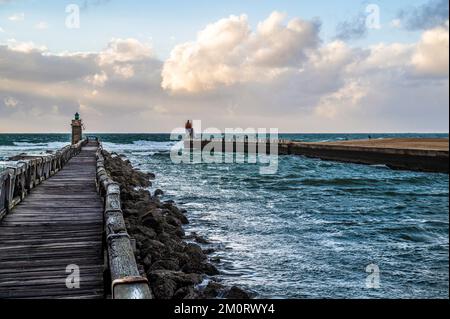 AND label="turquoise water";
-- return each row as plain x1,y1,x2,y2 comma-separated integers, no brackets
0,133,448,298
